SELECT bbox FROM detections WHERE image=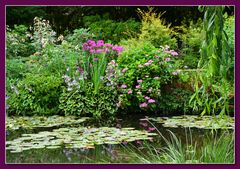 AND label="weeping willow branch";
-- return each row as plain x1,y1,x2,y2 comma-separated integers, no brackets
189,6,234,116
